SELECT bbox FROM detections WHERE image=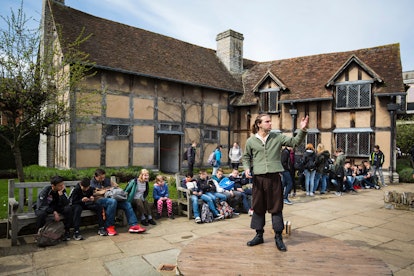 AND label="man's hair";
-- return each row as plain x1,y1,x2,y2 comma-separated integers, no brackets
252,113,269,134
217,168,223,173
50,175,64,185
80,177,91,187
186,172,193,178
94,168,106,177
